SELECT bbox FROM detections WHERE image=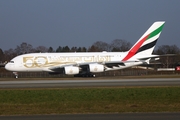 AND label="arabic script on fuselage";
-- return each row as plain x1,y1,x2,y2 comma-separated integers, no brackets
23,55,111,68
